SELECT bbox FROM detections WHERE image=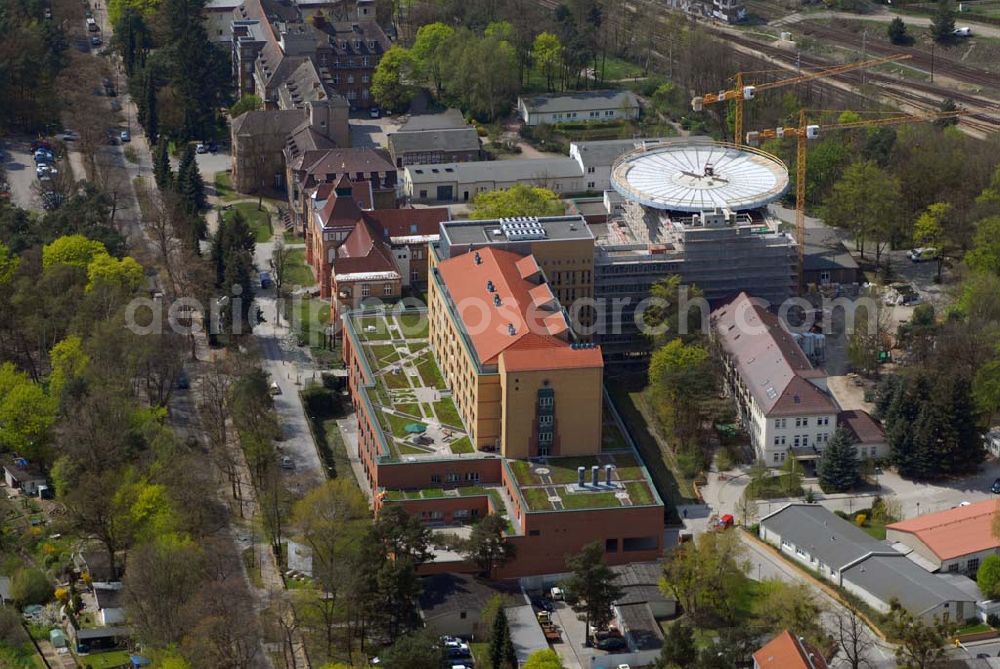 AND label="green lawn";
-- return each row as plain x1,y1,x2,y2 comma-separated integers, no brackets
77,650,131,669
608,377,696,522
626,480,655,505
242,546,263,588
449,437,474,454
396,312,430,338
435,397,463,428
294,297,330,348
523,487,553,511
416,355,445,389
382,411,426,438
559,491,620,510
301,385,360,486
369,344,401,364
353,315,392,340
223,202,272,242
598,55,645,81
213,171,238,200
284,248,316,287
395,403,421,417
